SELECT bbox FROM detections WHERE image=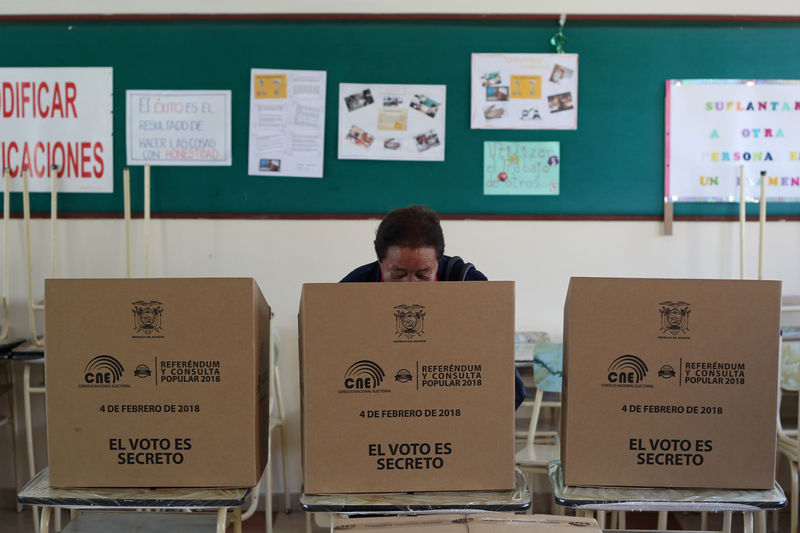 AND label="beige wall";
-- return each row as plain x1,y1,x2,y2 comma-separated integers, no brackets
0,0,799,16
1,217,798,497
